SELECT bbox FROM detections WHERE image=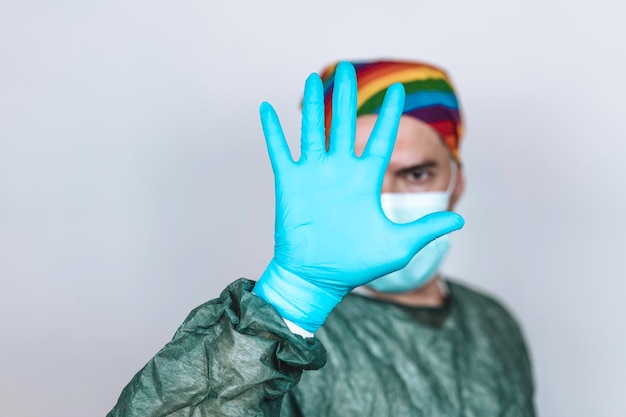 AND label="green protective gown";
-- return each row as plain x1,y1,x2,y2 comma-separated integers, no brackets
107,278,535,417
